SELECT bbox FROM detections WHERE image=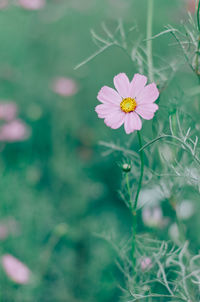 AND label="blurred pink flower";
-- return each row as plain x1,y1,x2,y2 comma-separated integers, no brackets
18,0,45,10
0,120,30,142
0,102,17,121
187,0,196,13
140,257,152,271
52,77,78,97
2,254,30,284
95,73,159,134
142,206,168,228
0,0,9,10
